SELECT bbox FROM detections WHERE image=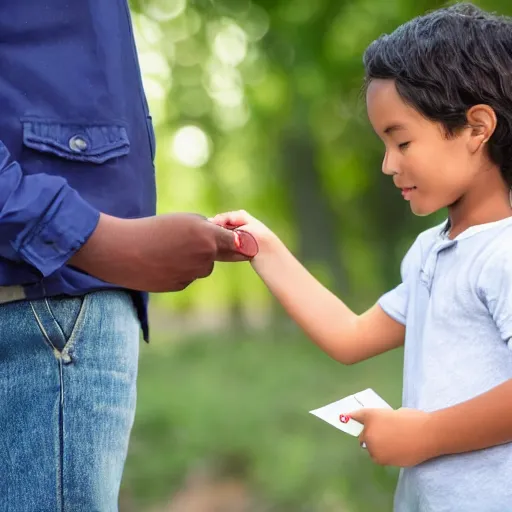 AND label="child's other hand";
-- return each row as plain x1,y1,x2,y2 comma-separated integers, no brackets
349,408,437,467
209,210,278,258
